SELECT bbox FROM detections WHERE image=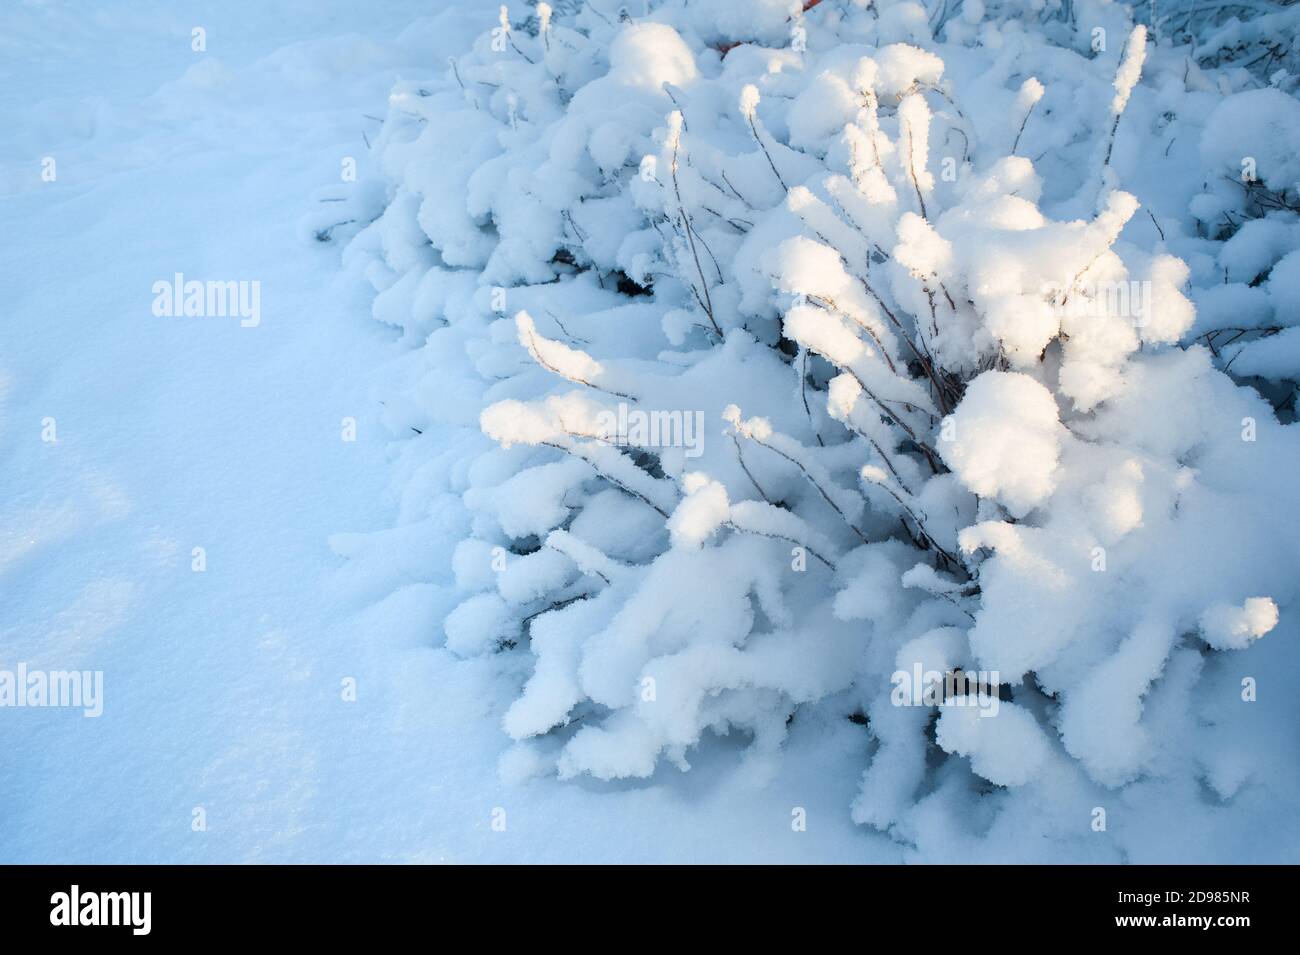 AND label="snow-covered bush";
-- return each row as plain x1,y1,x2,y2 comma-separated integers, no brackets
333,0,1300,861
